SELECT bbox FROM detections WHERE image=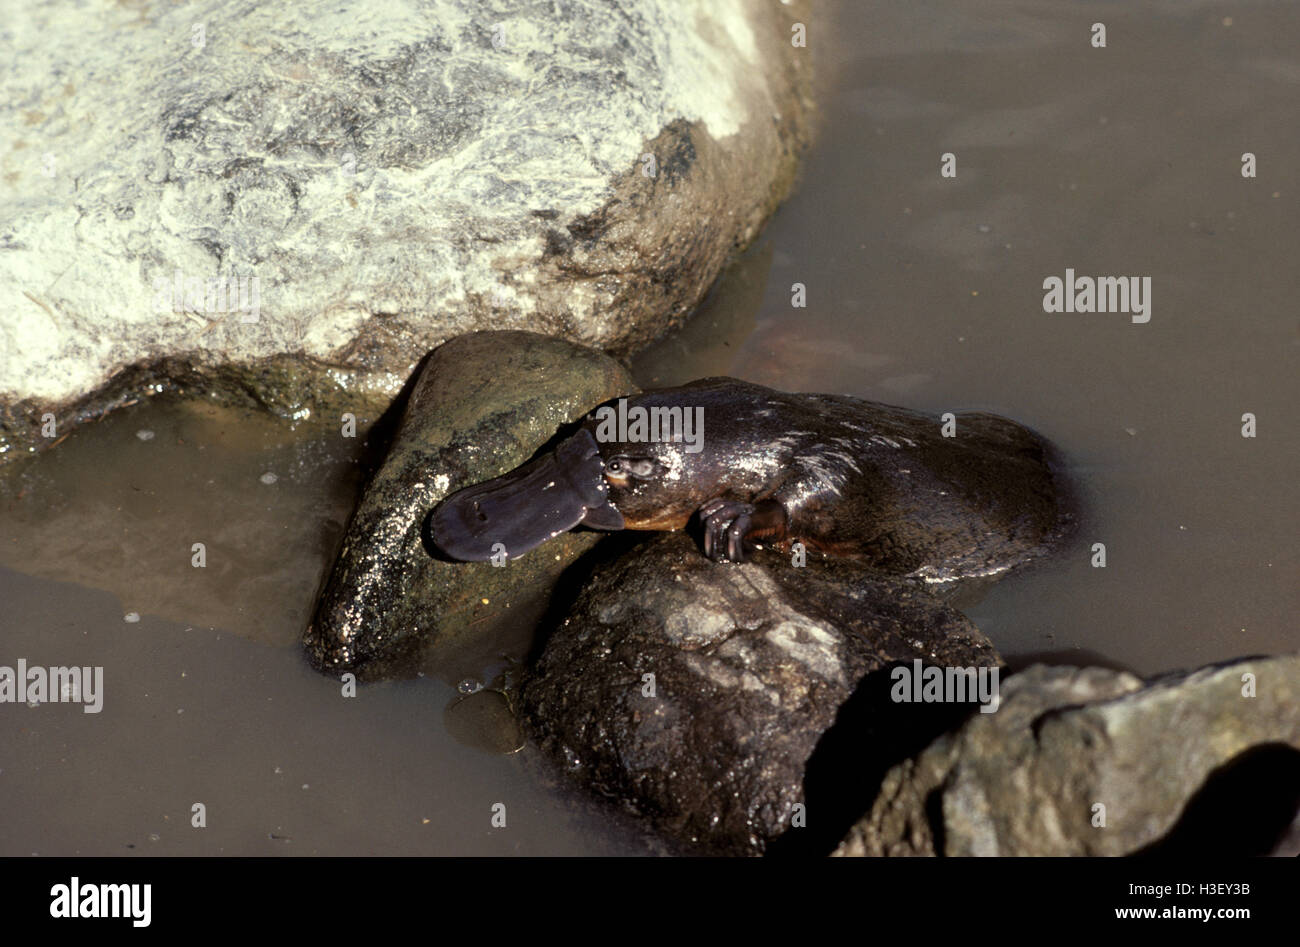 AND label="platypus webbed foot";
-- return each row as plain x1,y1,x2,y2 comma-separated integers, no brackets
698,497,787,562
